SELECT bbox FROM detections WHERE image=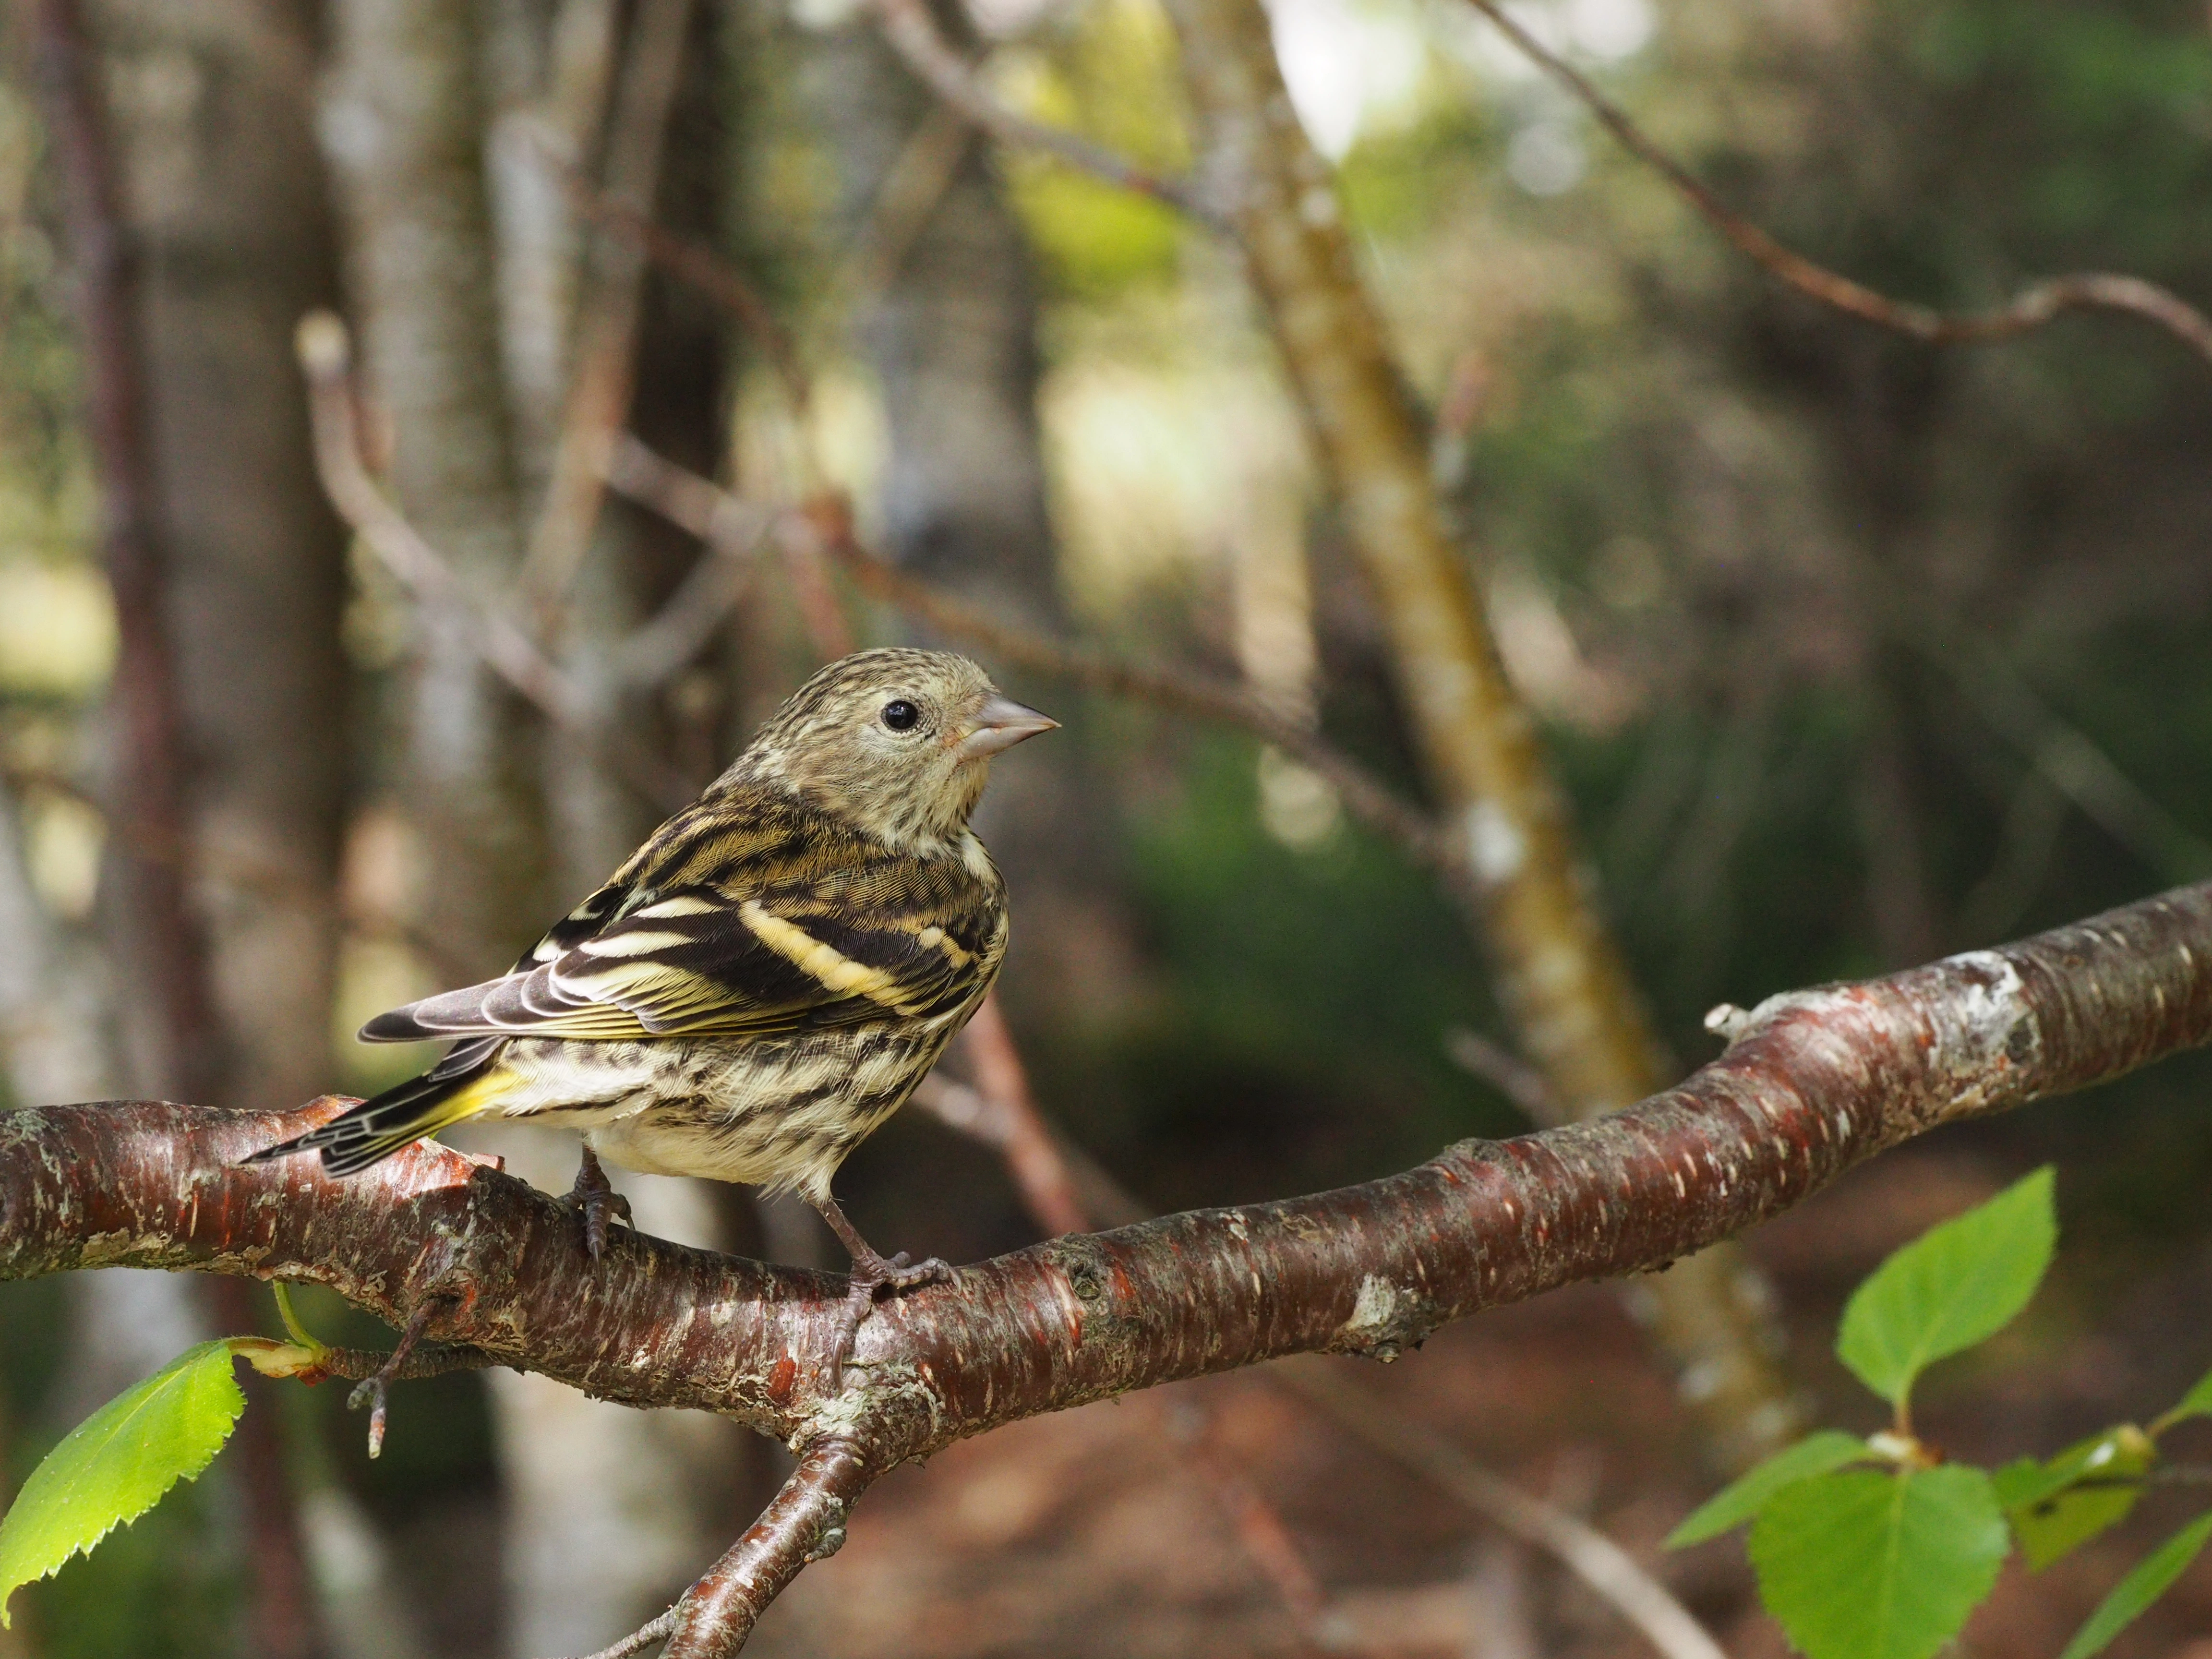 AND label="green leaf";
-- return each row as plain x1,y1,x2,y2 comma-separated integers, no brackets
1994,1428,2152,1569
2154,1364,2212,1431
1668,1431,1875,1548
0,1341,246,1627
1836,1166,2057,1409
1749,1466,2010,1659
2057,1510,2212,1659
